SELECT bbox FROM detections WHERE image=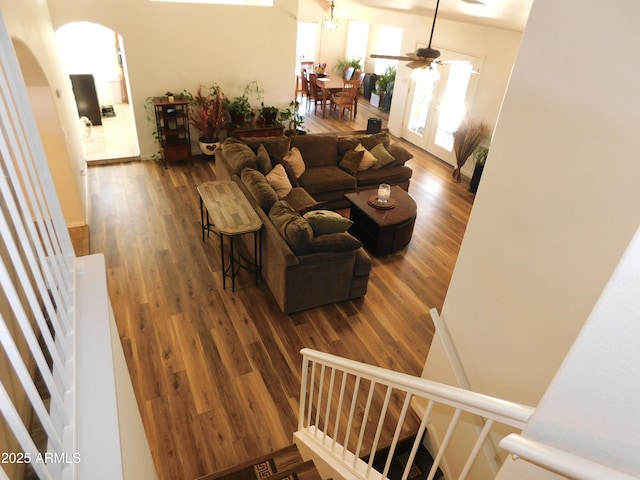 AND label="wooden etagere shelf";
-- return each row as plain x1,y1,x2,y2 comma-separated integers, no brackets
153,97,192,168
